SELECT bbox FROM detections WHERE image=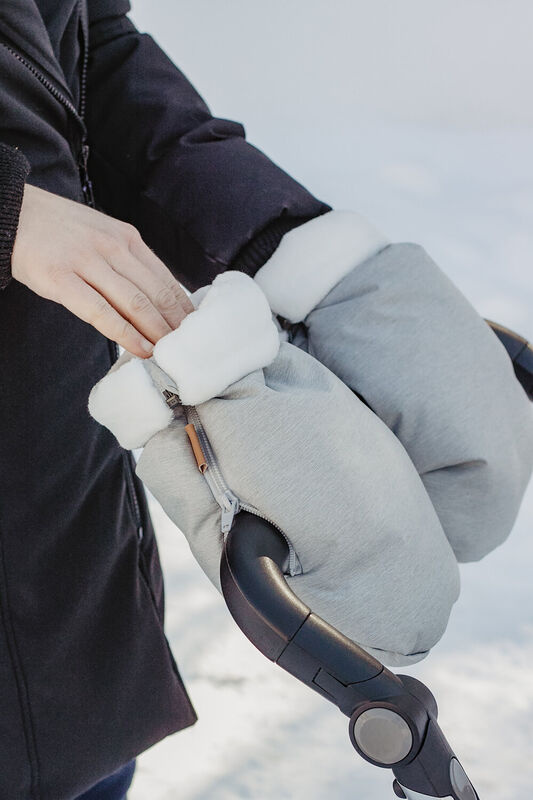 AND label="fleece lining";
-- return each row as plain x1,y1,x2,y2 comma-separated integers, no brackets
88,271,280,448
88,356,173,450
153,271,280,405
253,209,390,323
